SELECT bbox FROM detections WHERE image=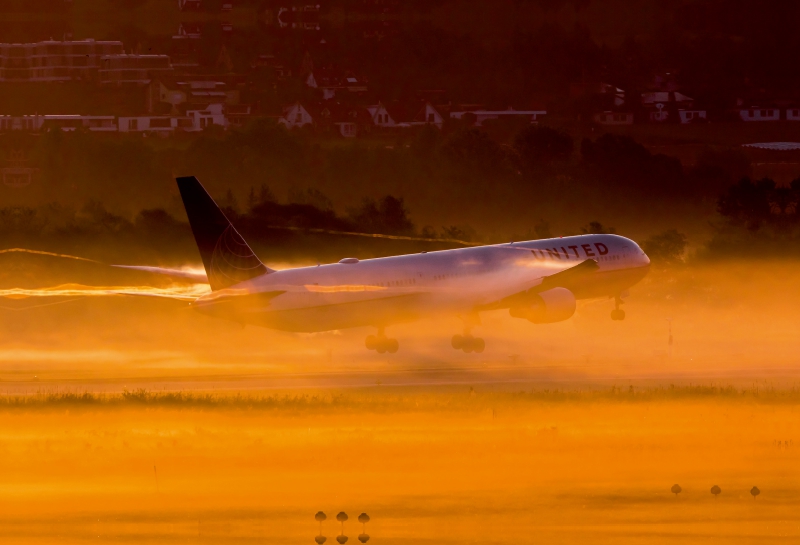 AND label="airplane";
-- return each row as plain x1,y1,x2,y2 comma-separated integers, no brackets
176,176,651,354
